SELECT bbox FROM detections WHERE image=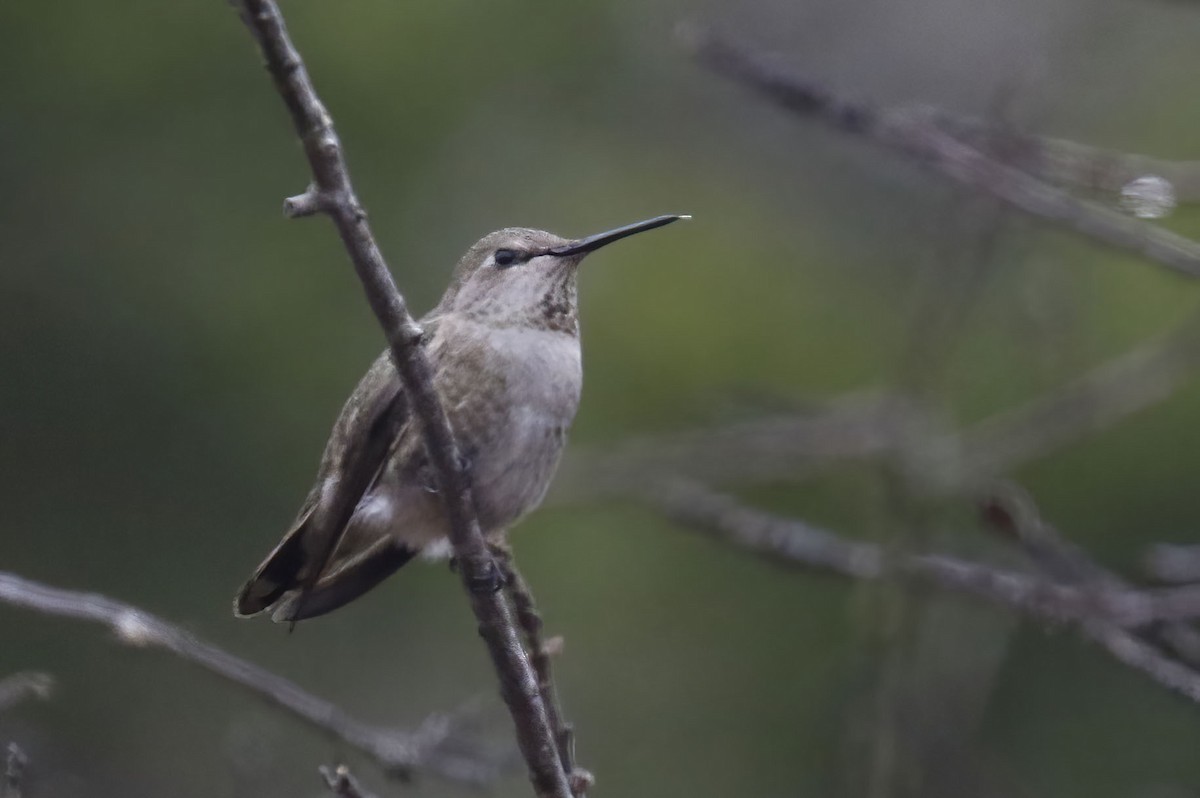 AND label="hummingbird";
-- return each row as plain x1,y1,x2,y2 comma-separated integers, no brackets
235,214,687,622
